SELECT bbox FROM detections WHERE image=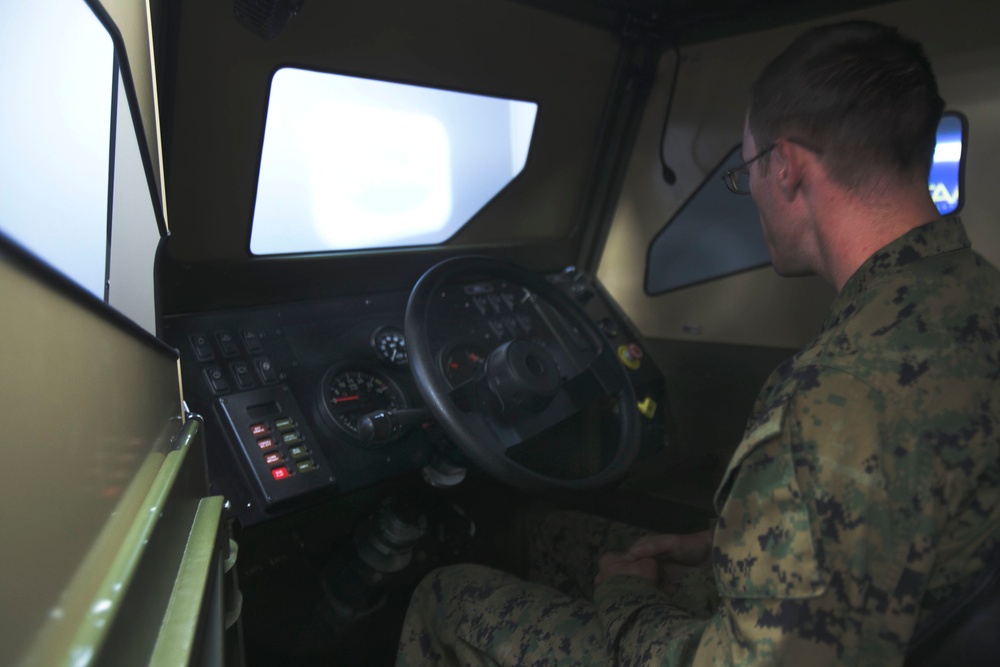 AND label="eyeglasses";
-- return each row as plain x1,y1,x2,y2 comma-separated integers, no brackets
721,144,775,195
